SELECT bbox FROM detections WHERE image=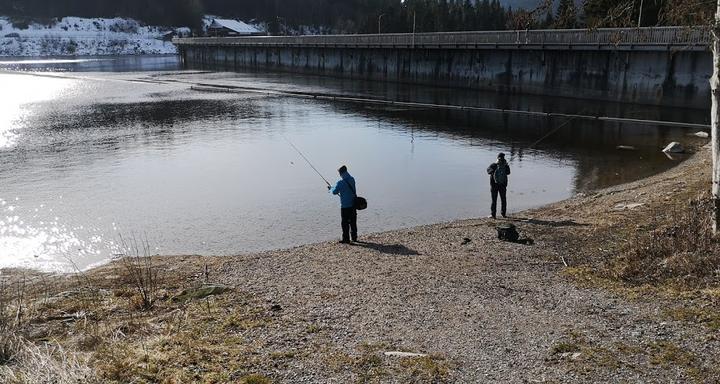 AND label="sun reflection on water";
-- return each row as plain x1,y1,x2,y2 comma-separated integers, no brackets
0,197,107,272
0,73,74,149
